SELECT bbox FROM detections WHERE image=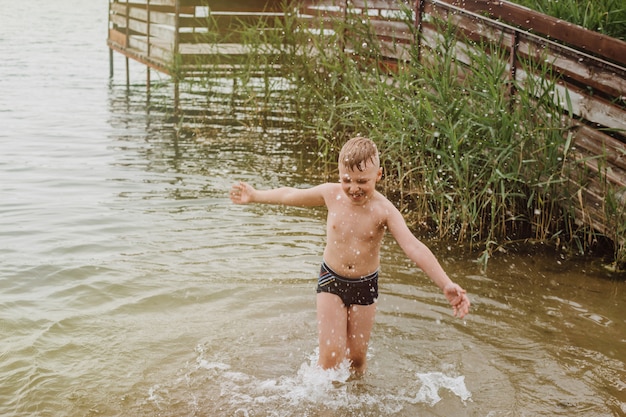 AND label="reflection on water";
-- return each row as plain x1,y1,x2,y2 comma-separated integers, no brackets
1,1,625,416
